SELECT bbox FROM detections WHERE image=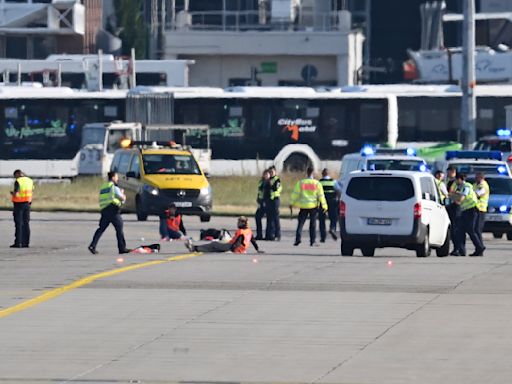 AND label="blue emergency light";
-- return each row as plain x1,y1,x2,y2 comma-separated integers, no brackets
361,145,375,156
499,205,508,213
497,165,508,175
406,147,417,156
496,129,512,137
419,163,428,172
445,150,503,161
